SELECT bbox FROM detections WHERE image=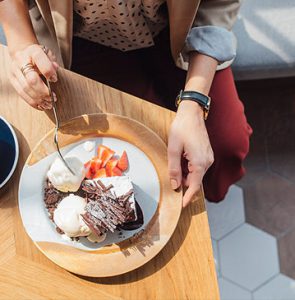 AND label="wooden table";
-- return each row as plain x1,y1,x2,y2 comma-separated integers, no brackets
0,44,219,300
